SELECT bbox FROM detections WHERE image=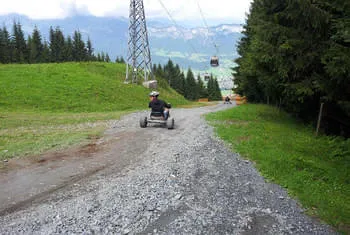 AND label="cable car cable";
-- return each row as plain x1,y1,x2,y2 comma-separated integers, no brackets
196,0,219,55
157,0,198,54
195,0,219,67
